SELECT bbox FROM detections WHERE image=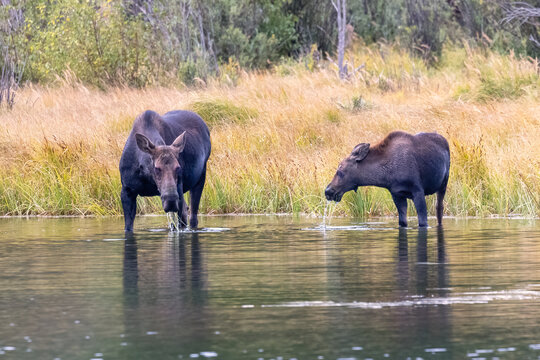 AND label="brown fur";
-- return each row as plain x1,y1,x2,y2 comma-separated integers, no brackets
369,131,411,154
325,131,450,227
